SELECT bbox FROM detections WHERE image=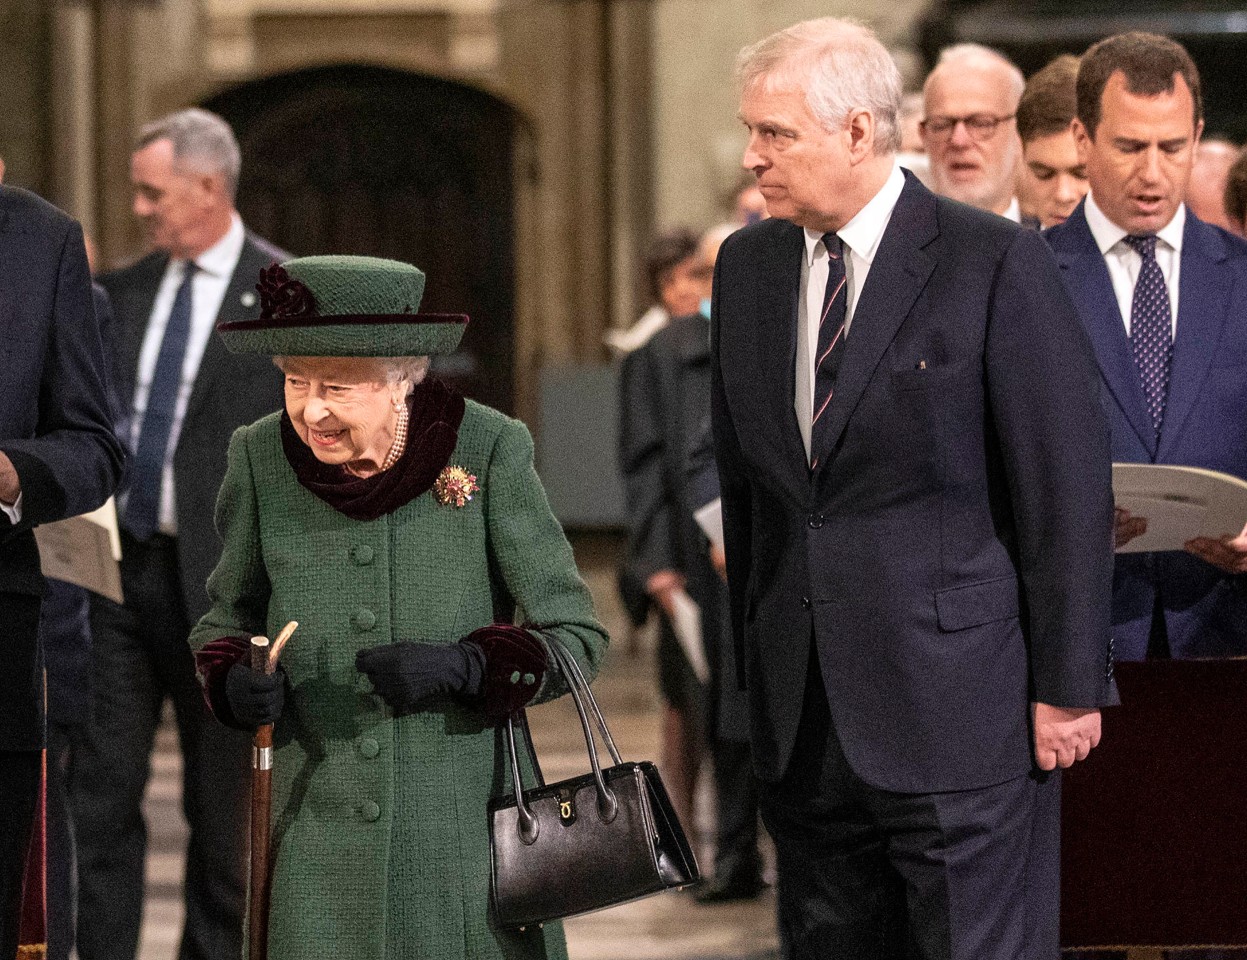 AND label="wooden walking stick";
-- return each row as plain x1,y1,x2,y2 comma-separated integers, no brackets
249,620,297,960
